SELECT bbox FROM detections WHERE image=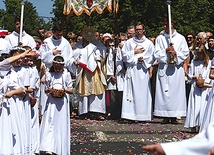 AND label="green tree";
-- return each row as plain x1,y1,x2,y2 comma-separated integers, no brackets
171,0,213,35
52,0,214,37
0,9,6,29
1,0,51,36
